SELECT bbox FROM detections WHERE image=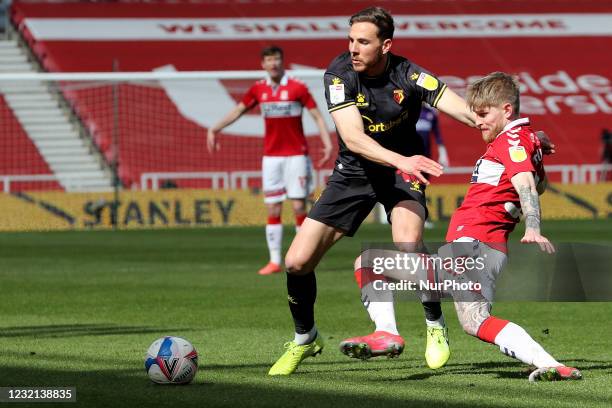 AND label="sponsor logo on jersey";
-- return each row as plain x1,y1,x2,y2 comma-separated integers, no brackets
364,109,410,133
393,89,405,104
410,72,419,81
261,101,302,118
416,72,439,91
332,77,342,85
509,145,528,162
471,158,505,186
361,115,373,124
356,93,369,107
329,83,345,104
